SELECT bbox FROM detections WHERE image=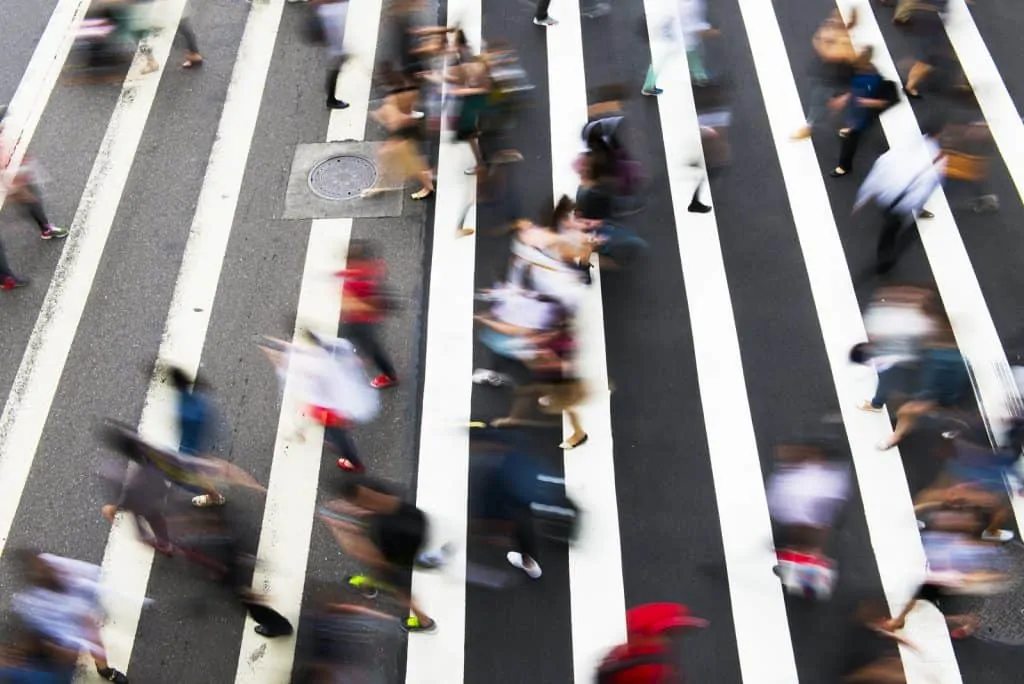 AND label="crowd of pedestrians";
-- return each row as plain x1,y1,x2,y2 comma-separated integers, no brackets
1,0,1021,682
